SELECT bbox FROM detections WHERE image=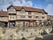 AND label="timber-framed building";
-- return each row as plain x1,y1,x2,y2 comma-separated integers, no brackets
0,5,48,27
